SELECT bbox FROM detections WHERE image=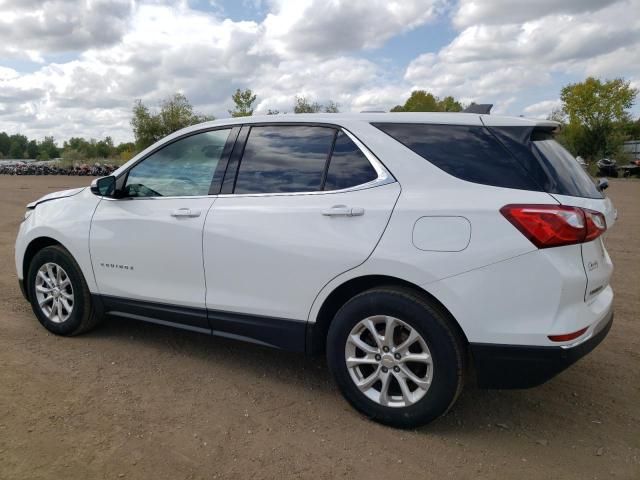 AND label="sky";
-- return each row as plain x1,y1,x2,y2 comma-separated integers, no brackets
0,0,639,144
